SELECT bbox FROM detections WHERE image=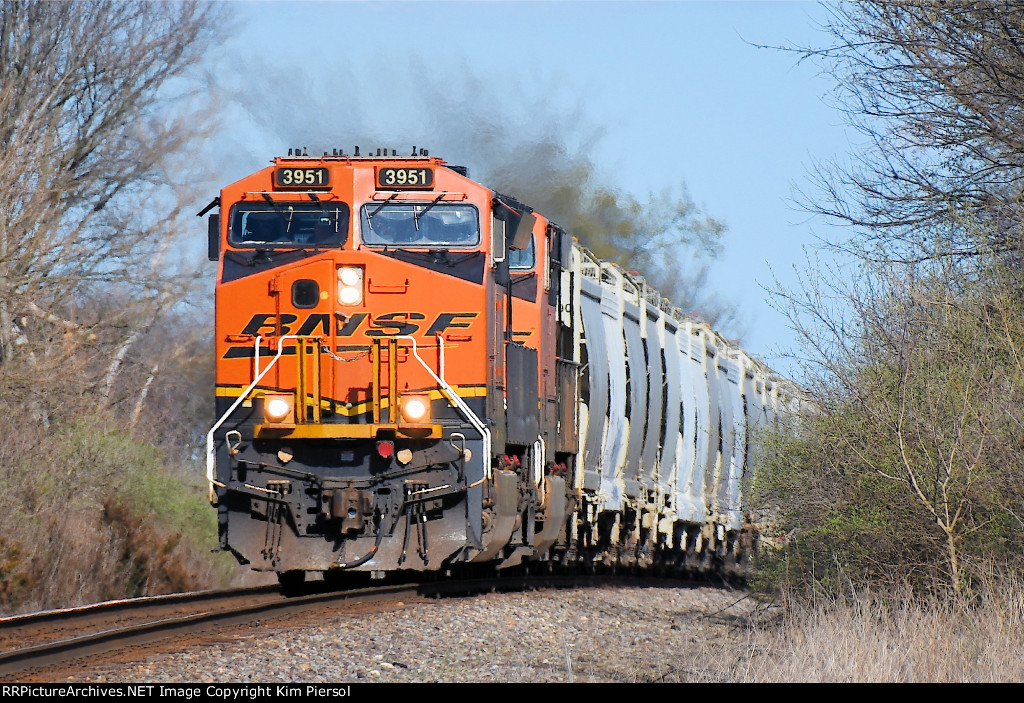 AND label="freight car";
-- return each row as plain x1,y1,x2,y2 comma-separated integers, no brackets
202,148,797,585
